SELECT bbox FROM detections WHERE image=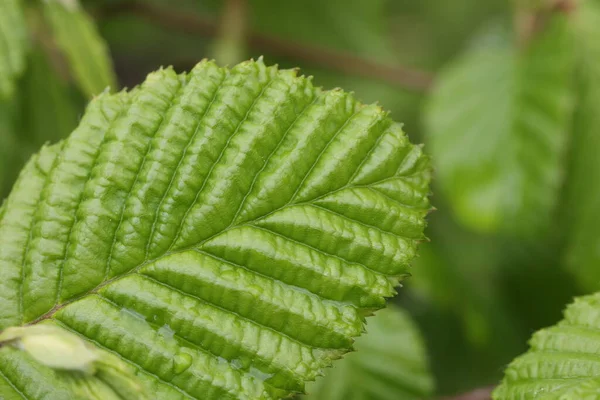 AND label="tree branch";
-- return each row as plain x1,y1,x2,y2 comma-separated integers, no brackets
96,1,434,92
211,0,248,65
514,0,576,48
438,386,494,400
